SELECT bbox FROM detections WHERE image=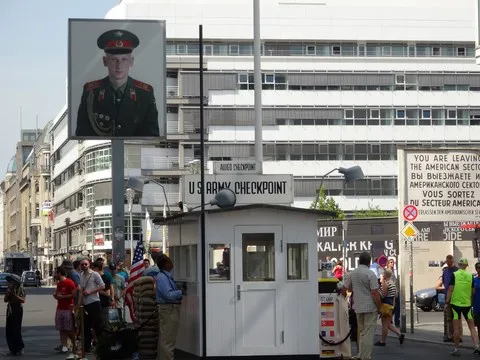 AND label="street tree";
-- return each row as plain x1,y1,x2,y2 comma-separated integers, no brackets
354,203,397,218
310,187,345,219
